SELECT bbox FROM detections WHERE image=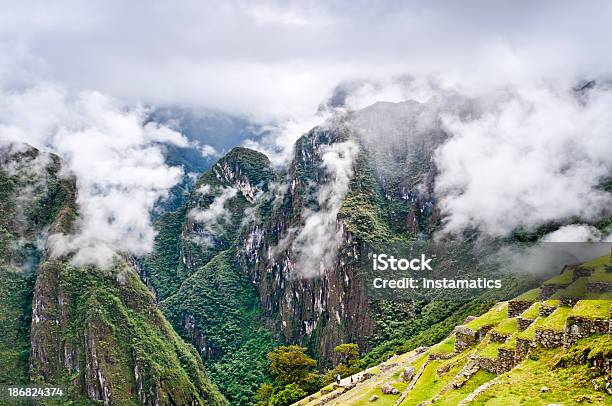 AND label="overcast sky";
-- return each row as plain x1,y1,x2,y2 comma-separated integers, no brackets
1,1,611,266
2,0,612,121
